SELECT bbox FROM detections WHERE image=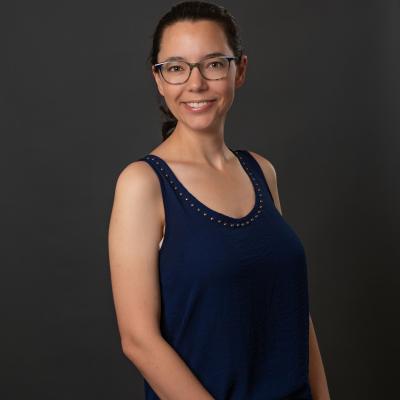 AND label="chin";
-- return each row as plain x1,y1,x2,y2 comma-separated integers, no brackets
186,121,218,132
182,114,221,129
